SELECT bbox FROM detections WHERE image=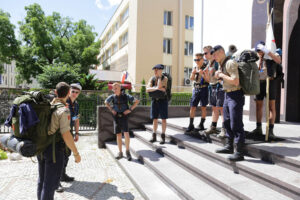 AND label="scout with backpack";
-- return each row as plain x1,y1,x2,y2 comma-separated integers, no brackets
148,72,172,101
1,91,63,162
